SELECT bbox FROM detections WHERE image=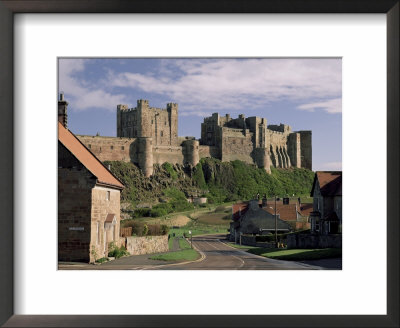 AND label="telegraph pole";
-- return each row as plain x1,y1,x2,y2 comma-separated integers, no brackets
275,195,278,247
